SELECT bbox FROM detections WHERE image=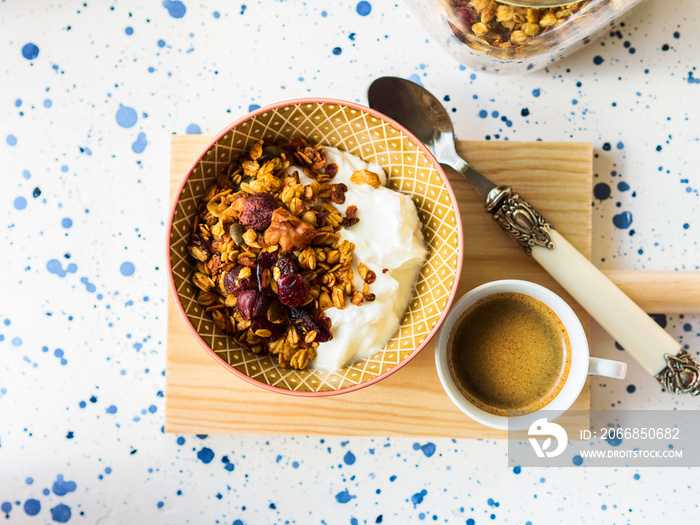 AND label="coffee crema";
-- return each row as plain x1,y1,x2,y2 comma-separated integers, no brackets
447,292,571,416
